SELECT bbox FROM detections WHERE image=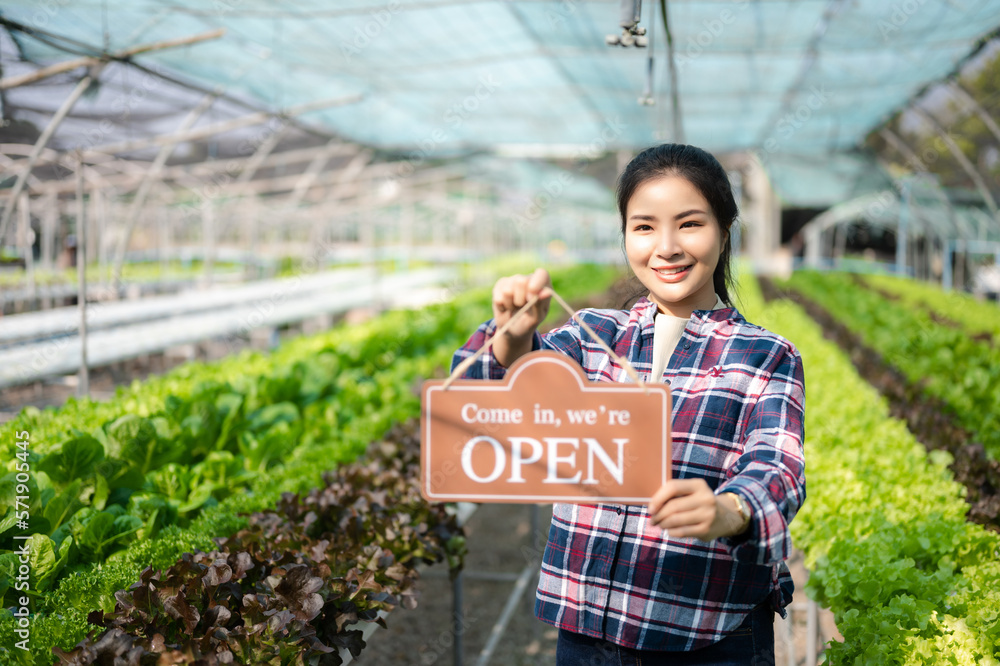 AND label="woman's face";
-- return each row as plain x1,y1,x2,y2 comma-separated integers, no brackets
624,175,724,318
